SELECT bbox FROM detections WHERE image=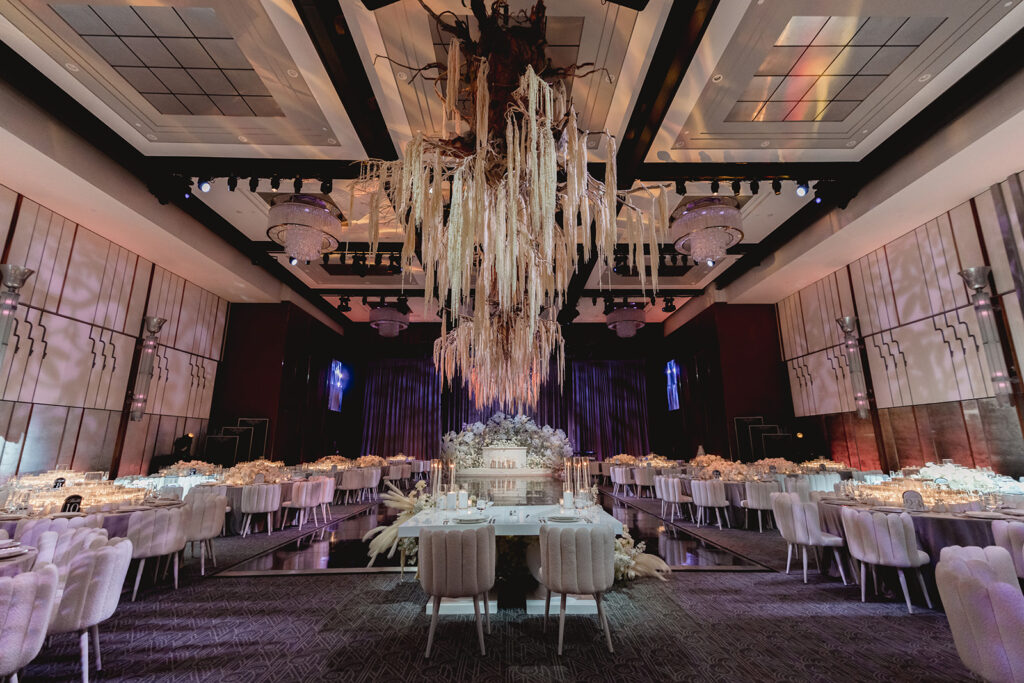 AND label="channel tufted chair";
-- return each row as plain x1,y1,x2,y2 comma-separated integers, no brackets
280,481,319,531
632,468,655,498
125,507,187,601
418,525,496,658
841,507,931,613
992,520,1024,580
14,516,102,548
537,524,616,655
936,545,1024,683
184,495,228,575
46,538,133,683
239,484,281,537
771,492,848,585
662,477,694,523
741,481,778,533
33,527,109,585
692,479,731,529
0,564,59,683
